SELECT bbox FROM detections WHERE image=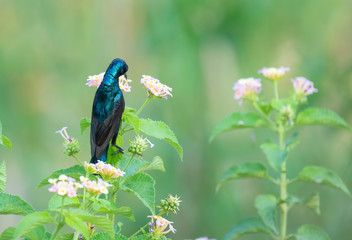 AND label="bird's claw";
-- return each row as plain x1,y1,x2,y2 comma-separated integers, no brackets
112,145,124,155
